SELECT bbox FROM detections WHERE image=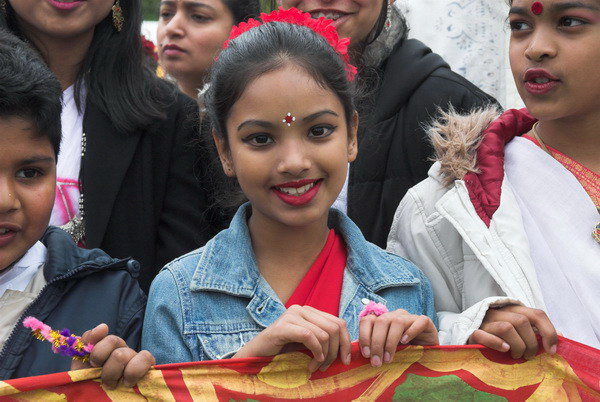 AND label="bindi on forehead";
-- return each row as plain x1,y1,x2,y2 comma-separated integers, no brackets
511,0,600,16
